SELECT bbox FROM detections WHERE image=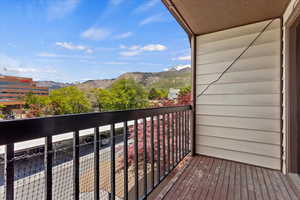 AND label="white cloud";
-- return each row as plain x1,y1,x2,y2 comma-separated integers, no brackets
55,42,93,53
141,44,167,51
48,0,80,20
0,54,59,81
128,45,141,50
36,52,94,60
133,0,160,14
139,14,166,26
120,51,141,57
114,32,133,39
102,61,128,65
81,27,111,41
119,44,167,57
173,55,191,61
